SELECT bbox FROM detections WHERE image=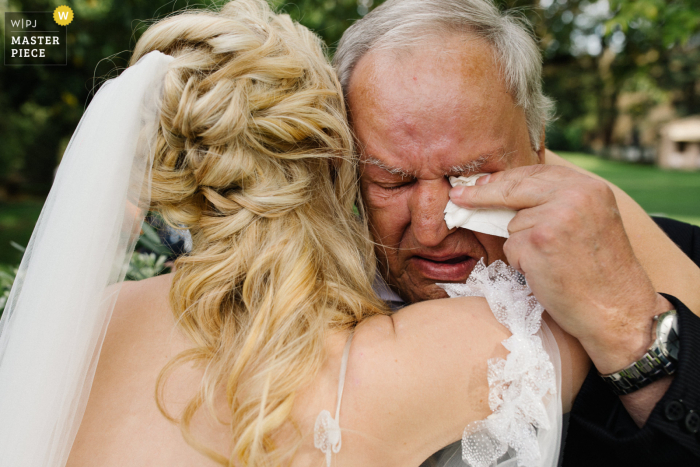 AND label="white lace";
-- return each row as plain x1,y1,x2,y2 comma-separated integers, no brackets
314,410,341,467
439,260,557,467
